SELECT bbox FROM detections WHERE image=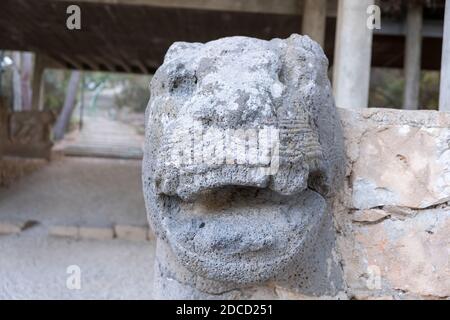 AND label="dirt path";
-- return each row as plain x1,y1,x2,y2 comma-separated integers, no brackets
0,84,153,298
0,157,147,226
0,156,155,299
0,225,155,299
58,116,144,159
56,88,144,159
